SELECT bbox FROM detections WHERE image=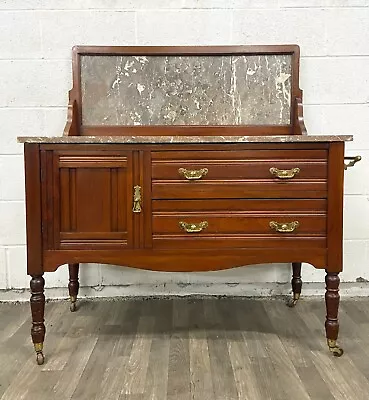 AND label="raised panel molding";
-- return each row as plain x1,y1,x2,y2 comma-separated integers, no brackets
58,155,127,168
55,152,133,248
